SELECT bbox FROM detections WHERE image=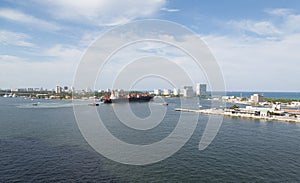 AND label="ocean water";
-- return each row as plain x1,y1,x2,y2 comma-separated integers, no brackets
0,96,299,182
213,91,300,100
